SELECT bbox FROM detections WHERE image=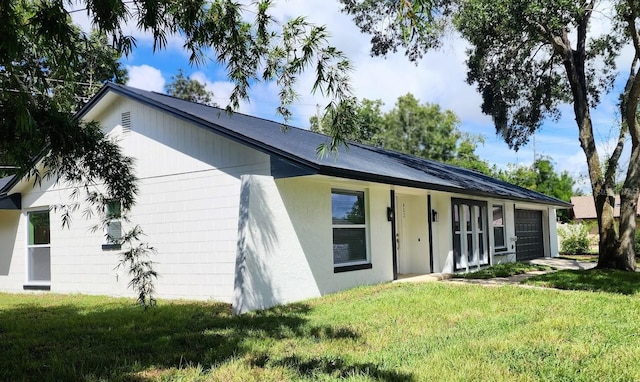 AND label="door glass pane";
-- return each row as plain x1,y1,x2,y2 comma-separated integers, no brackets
453,205,460,231
478,233,486,264
454,233,462,267
464,205,471,231
29,211,50,245
467,233,475,265
28,247,51,282
476,206,483,231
